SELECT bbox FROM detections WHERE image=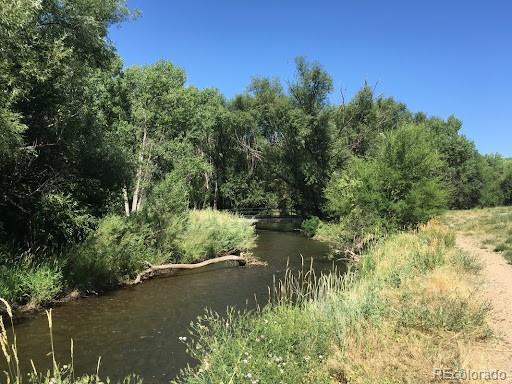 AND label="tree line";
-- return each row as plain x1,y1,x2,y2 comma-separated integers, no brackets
1,1,511,292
